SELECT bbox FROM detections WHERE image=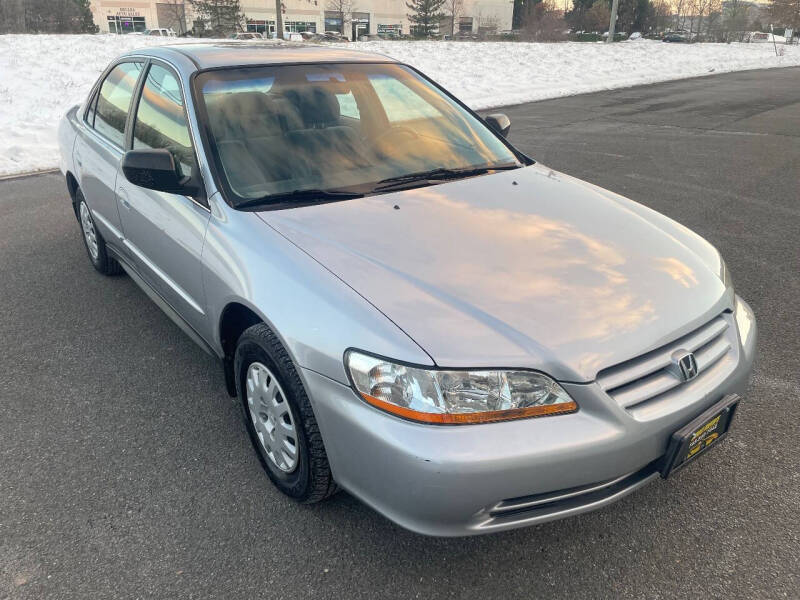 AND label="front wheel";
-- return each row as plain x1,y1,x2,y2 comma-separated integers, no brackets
234,323,338,503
